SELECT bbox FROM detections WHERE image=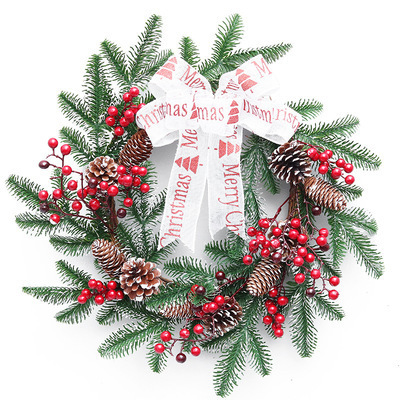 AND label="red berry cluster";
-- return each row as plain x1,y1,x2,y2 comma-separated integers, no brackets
154,324,205,363
263,293,289,337
306,147,355,185
294,271,340,300
77,279,125,305
37,139,150,225
105,87,145,137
